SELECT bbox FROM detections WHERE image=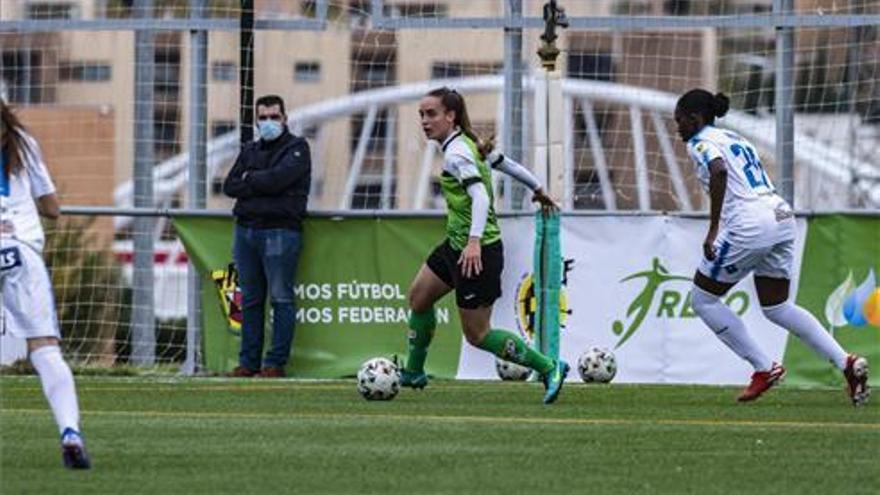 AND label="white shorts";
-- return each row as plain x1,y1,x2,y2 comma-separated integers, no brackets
698,224,796,285
0,238,61,340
